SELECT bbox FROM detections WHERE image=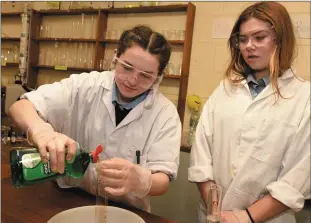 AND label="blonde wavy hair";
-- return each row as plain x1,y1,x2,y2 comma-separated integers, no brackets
225,1,298,101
